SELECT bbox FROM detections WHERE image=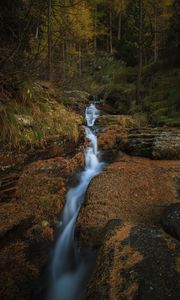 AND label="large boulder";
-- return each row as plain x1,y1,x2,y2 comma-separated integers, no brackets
161,203,180,241
77,155,180,247
84,220,180,300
